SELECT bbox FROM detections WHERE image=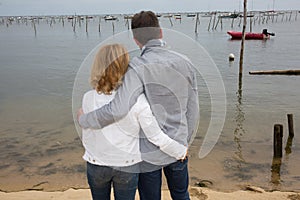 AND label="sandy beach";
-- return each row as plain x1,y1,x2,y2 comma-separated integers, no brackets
1,187,299,200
